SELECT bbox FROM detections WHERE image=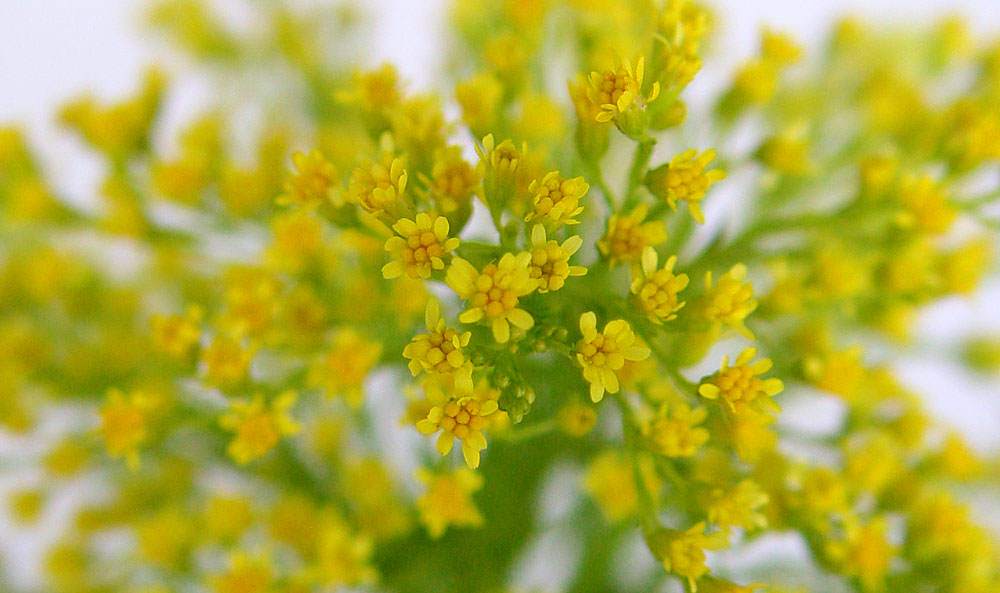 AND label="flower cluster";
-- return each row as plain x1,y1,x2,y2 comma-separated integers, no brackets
1,2,999,593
